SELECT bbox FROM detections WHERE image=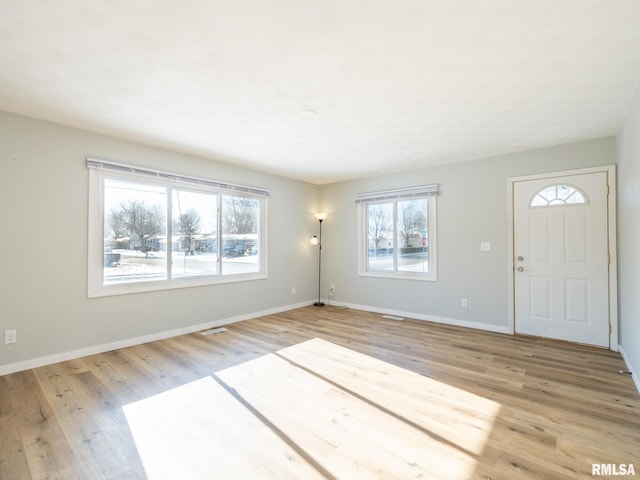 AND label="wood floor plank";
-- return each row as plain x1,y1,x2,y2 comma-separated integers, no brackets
1,306,639,479
0,370,92,480
32,362,145,479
